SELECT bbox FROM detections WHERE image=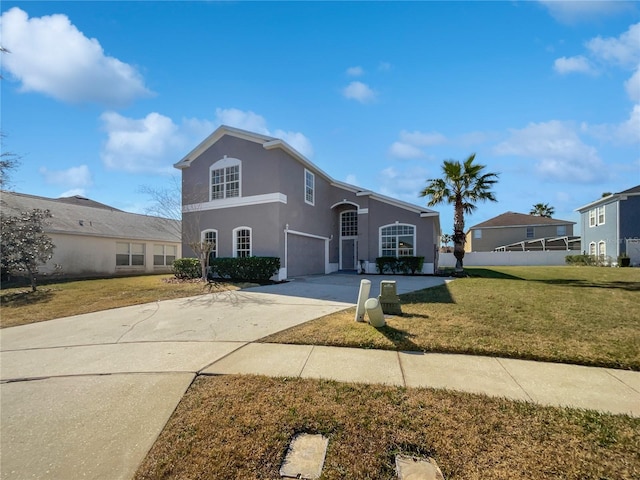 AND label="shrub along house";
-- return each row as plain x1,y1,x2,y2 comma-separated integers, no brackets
174,126,440,280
